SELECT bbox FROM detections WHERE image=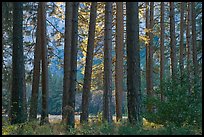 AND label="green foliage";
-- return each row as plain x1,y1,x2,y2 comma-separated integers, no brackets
98,121,115,135
144,71,202,128
2,118,201,135
2,118,18,135
96,112,103,123
117,122,142,135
